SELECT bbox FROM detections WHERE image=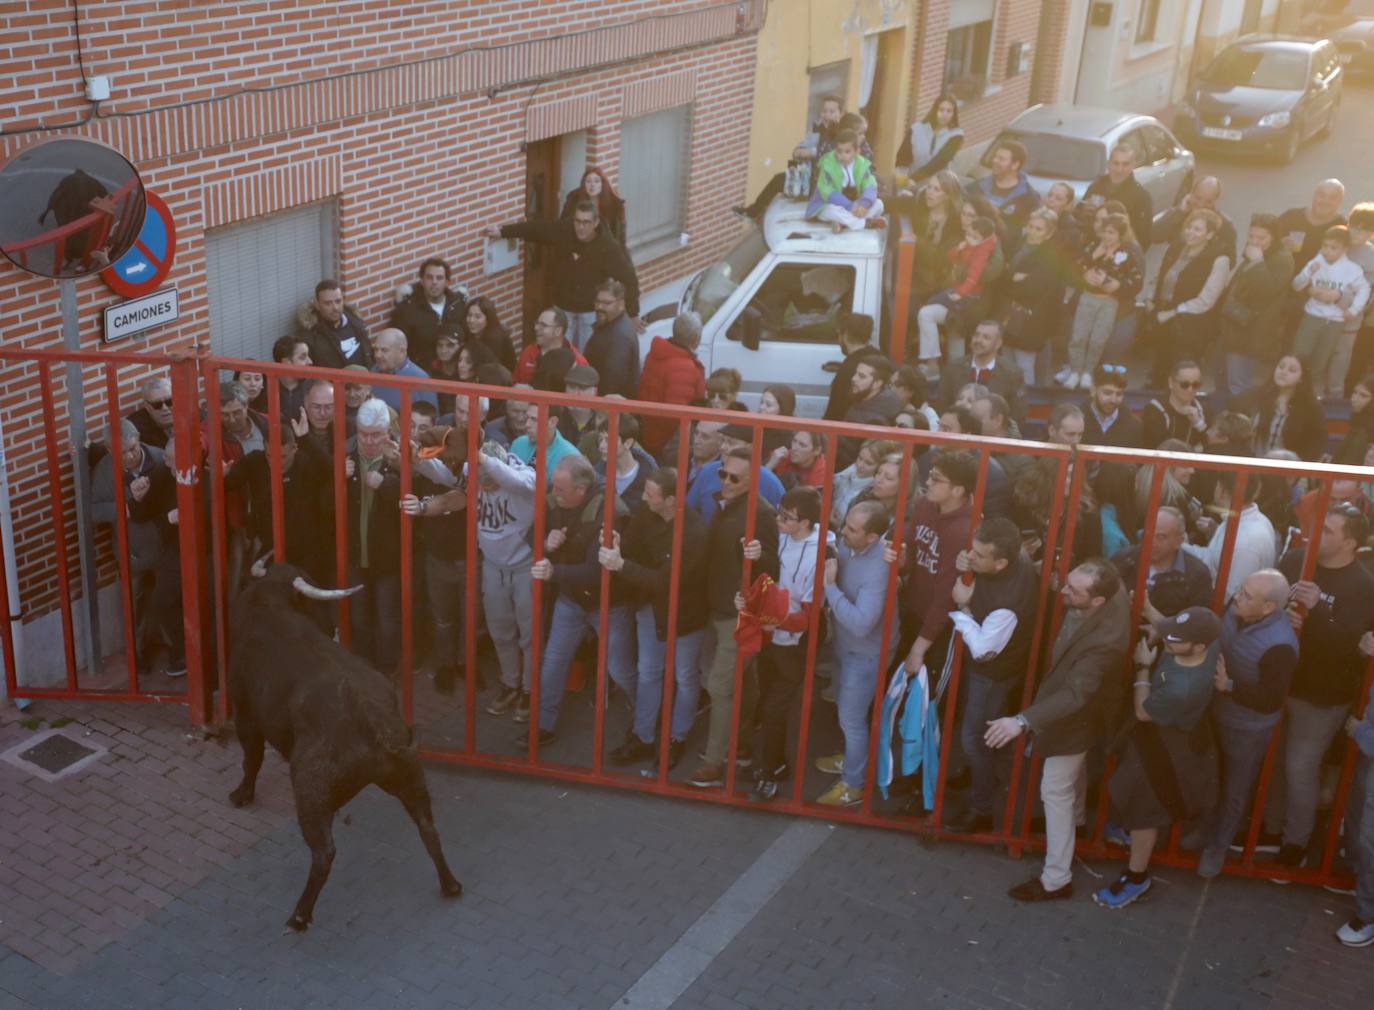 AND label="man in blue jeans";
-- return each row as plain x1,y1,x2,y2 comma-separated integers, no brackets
814,500,895,806
943,517,1041,833
529,456,633,745
1197,569,1298,878
598,467,708,769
